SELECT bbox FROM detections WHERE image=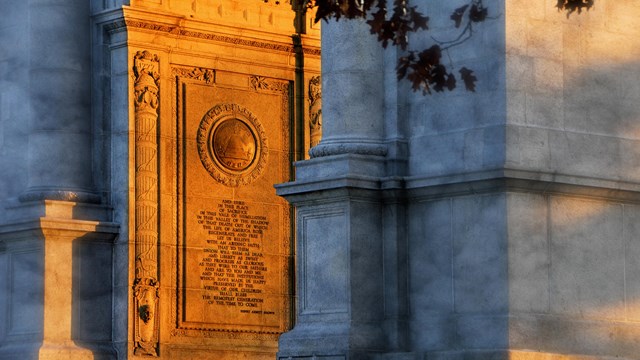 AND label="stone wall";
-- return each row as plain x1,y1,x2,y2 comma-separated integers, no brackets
0,1,320,359
277,1,640,359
